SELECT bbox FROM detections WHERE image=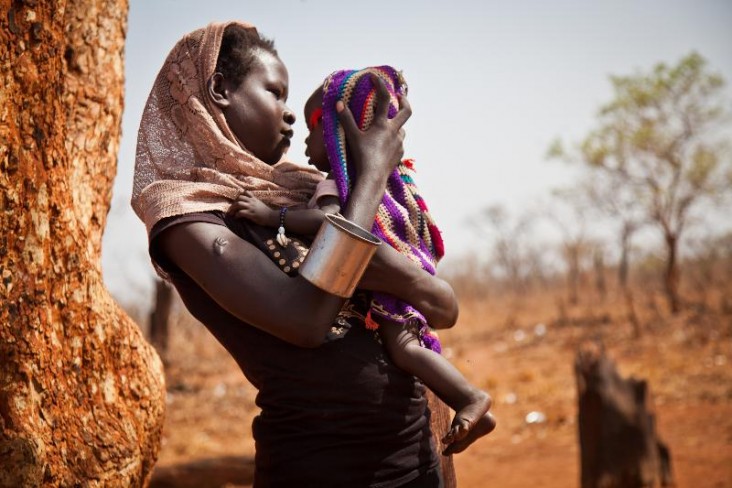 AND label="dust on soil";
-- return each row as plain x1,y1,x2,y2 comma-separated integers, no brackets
153,291,732,487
